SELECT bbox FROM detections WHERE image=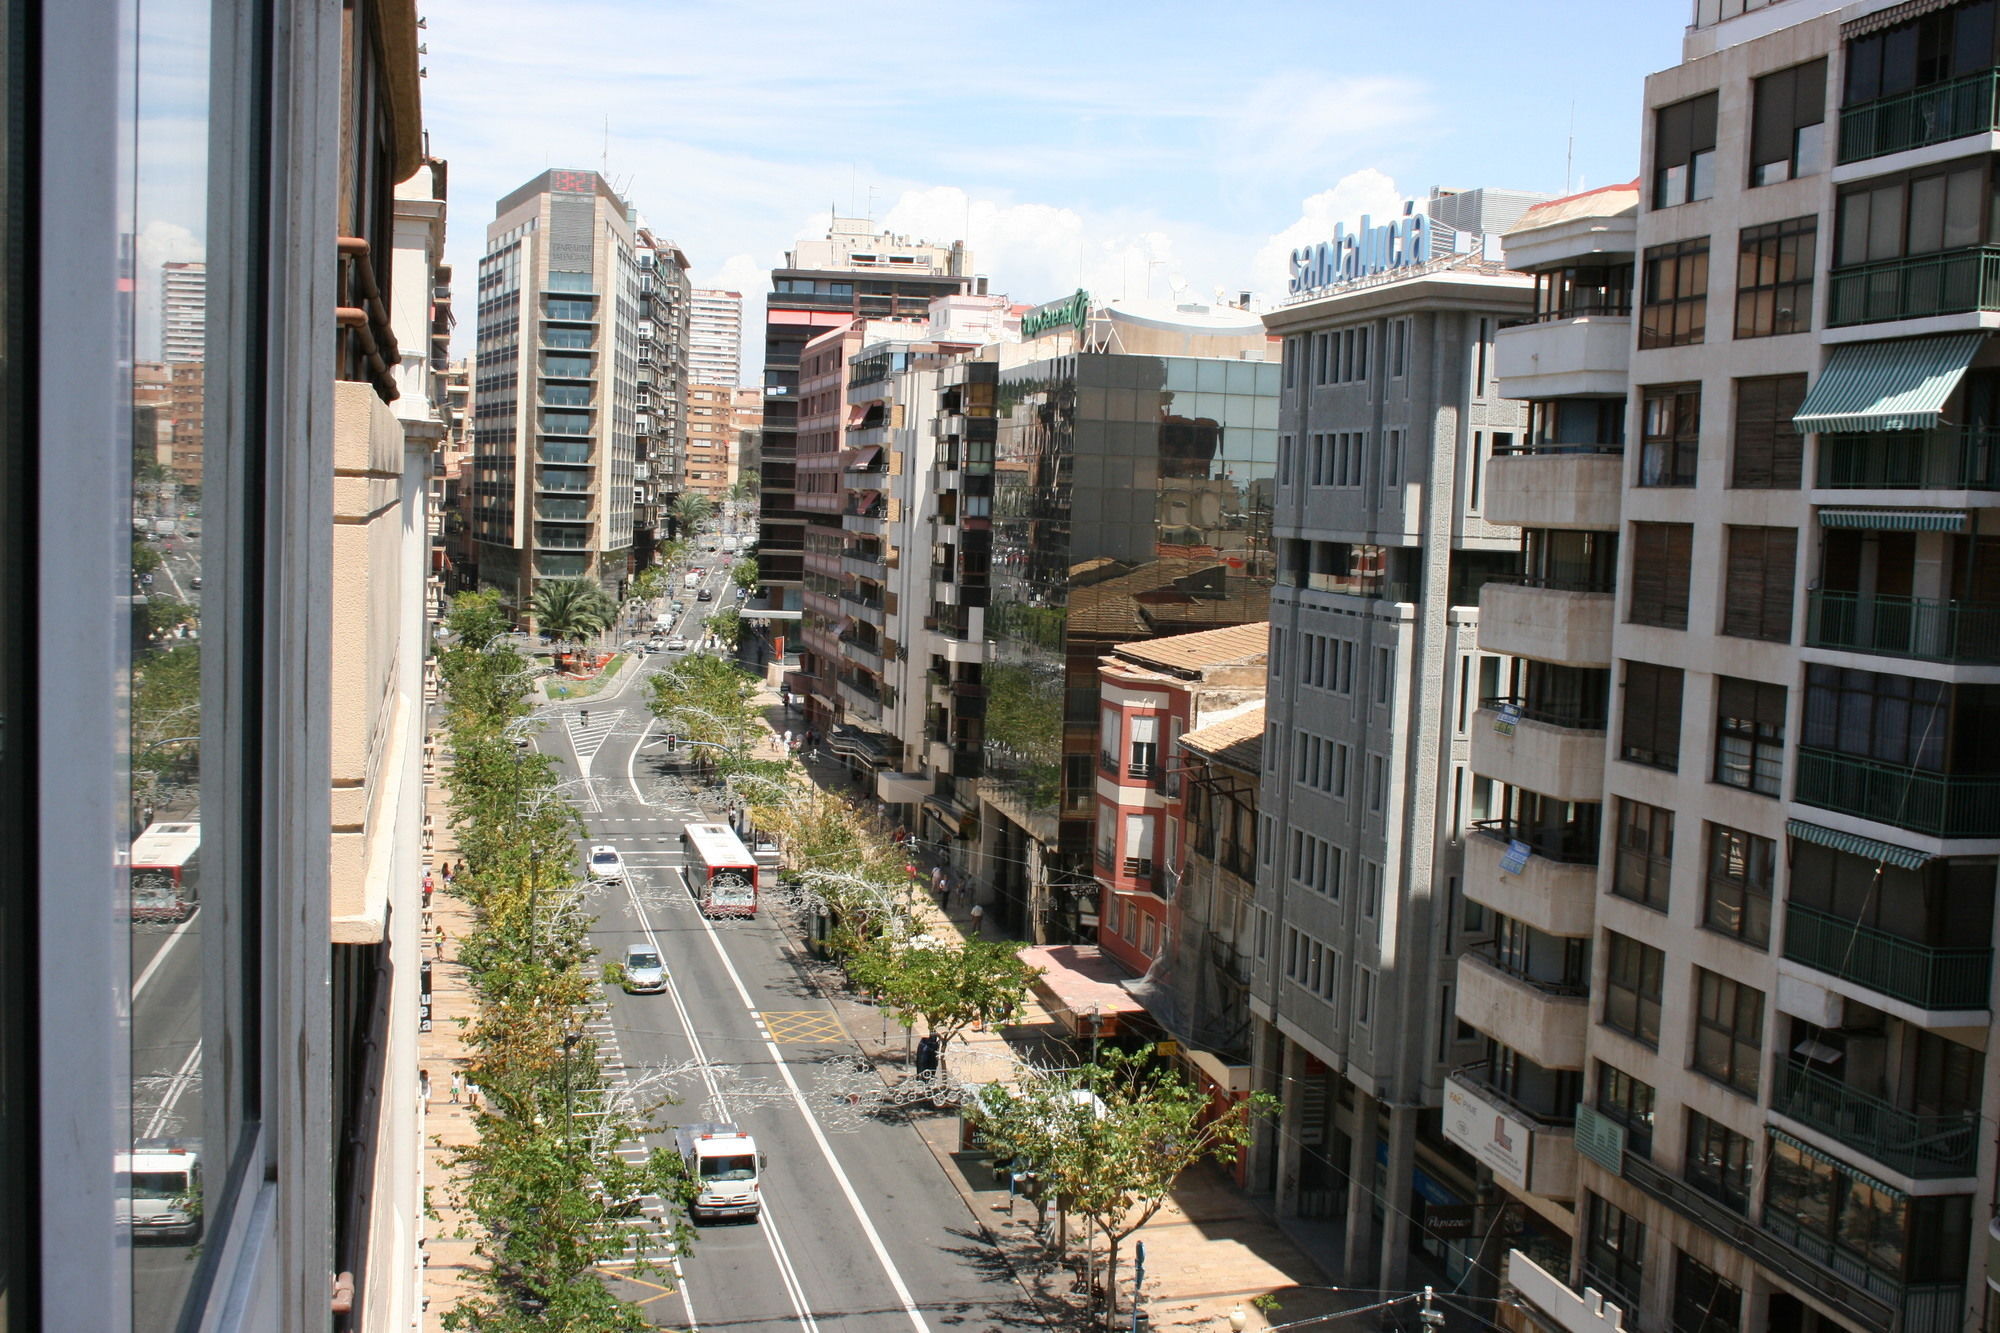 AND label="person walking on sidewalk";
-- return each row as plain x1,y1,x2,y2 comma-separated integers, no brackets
418,1068,432,1105
450,1070,464,1104
969,903,984,938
